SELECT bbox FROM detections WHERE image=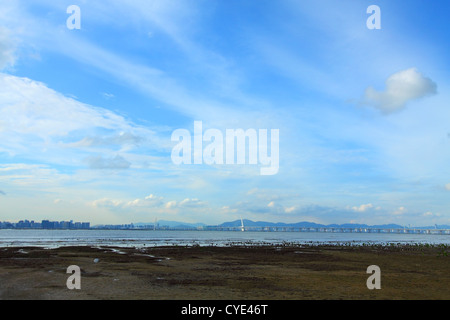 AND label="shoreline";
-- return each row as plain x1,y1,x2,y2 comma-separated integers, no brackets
1,239,449,250
0,244,449,300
